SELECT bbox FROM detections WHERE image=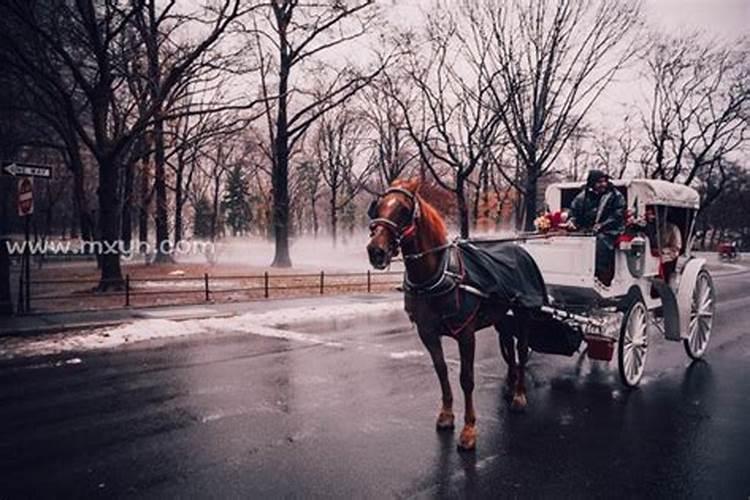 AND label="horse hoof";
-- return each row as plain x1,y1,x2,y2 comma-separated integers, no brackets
436,411,455,431
457,425,477,452
510,394,527,413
